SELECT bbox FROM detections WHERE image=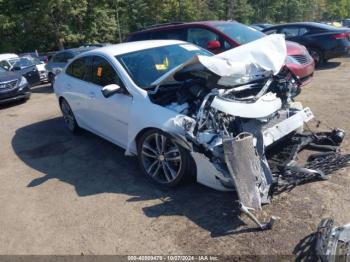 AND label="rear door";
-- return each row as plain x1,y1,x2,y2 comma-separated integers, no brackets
280,26,310,44
64,56,93,126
